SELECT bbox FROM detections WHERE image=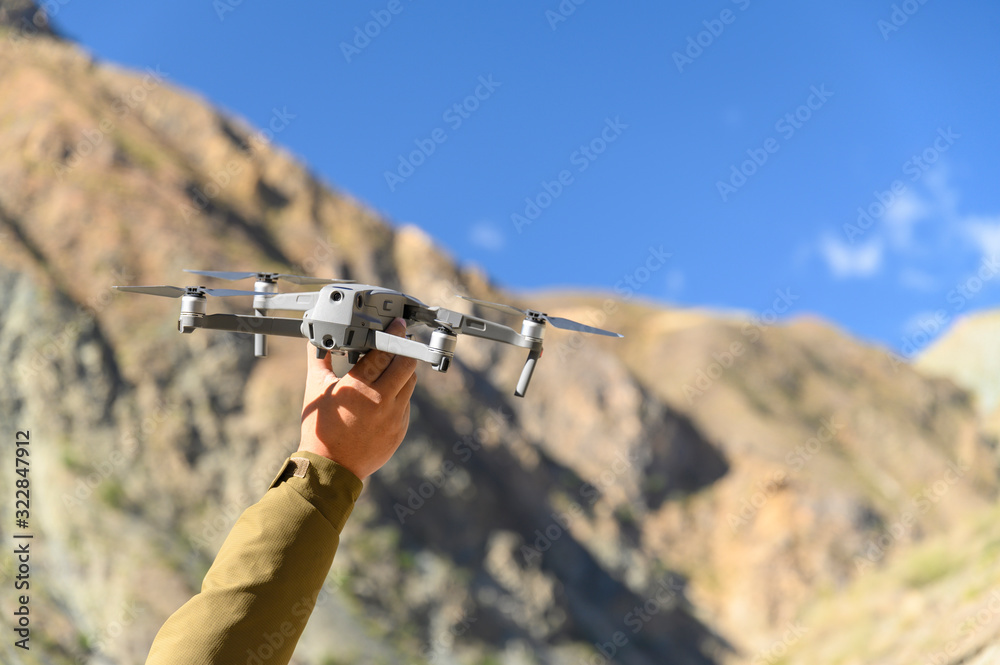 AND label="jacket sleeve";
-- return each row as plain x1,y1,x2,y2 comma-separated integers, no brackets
145,450,364,665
